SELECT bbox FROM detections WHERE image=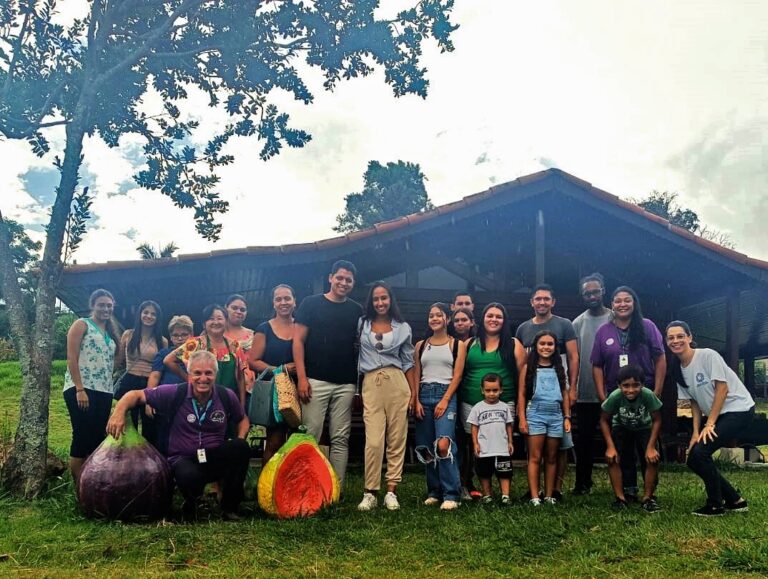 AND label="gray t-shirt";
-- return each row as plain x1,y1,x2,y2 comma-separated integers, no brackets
572,309,613,402
678,348,754,415
515,315,577,388
467,400,514,457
